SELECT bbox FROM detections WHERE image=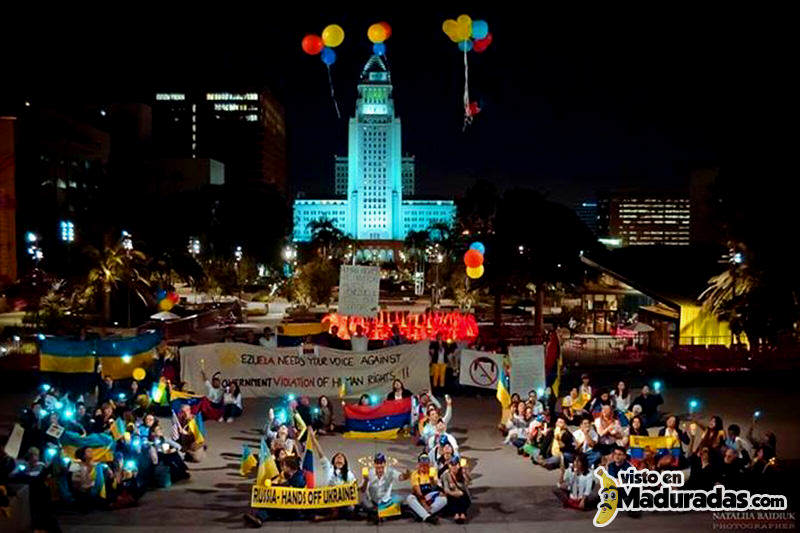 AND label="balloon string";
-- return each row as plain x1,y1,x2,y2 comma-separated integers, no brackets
327,65,341,119
463,48,472,131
